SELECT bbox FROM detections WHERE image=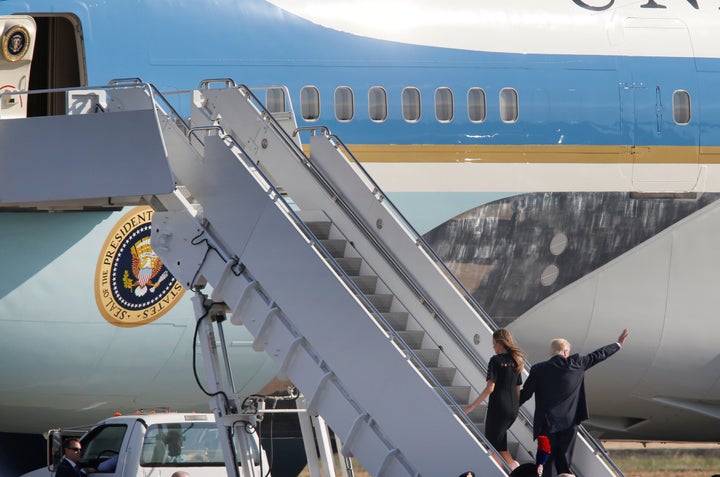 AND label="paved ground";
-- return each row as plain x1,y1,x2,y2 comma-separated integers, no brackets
604,441,720,450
